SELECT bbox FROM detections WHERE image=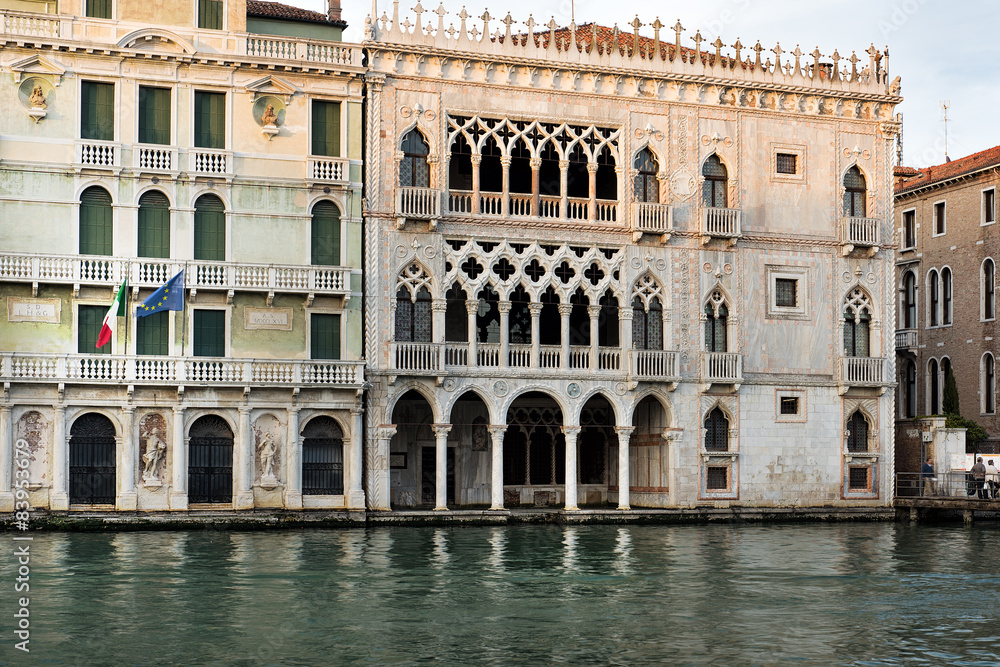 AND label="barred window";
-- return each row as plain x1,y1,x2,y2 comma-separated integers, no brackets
848,466,869,491
706,466,728,490
776,153,797,174
704,407,729,452
846,411,869,453
779,397,799,415
775,278,797,308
